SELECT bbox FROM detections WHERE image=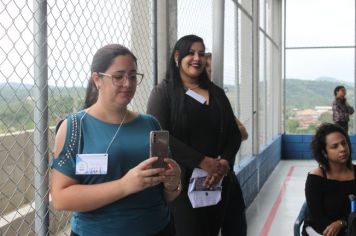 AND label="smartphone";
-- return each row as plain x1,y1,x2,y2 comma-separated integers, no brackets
150,130,169,169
